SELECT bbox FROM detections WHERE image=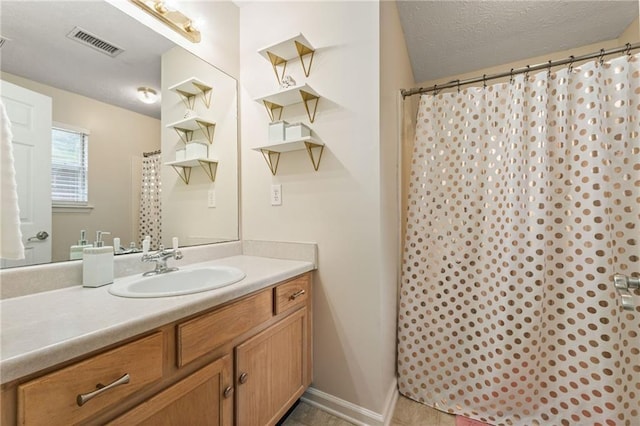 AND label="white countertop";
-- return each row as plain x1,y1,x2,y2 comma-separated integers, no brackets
0,255,314,384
